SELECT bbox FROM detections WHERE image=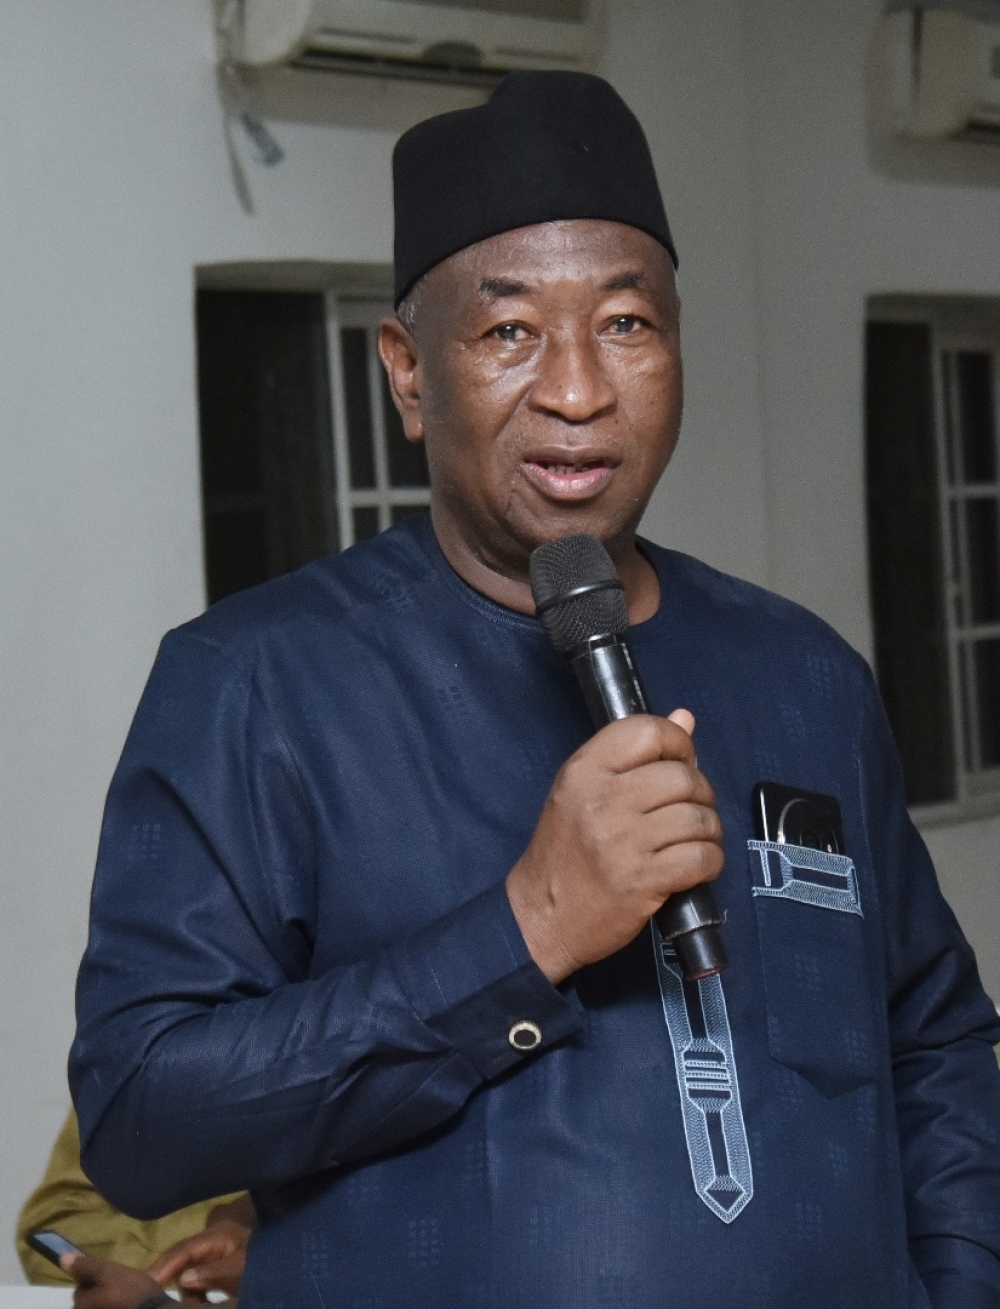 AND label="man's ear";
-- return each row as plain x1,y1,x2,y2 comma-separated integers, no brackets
377,316,424,444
